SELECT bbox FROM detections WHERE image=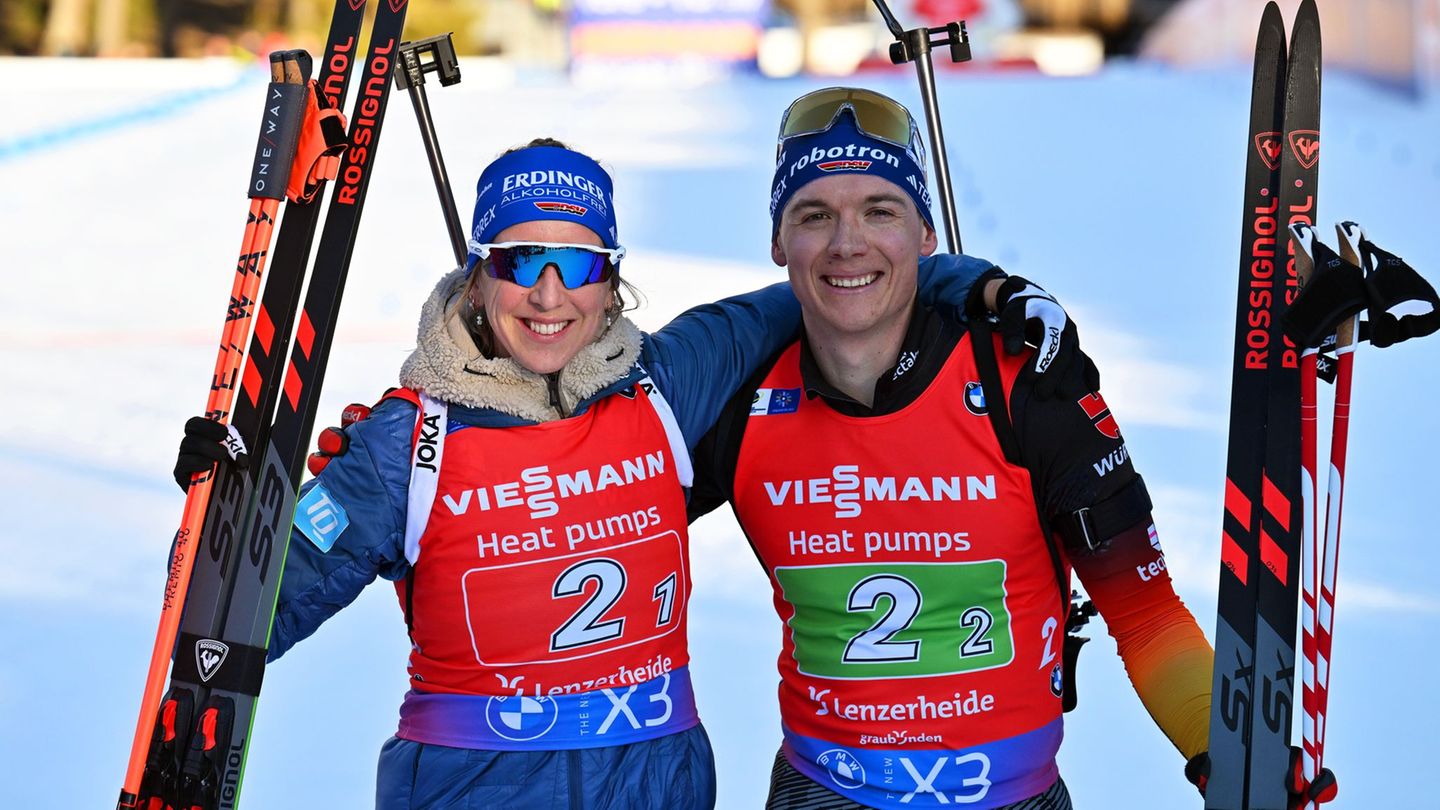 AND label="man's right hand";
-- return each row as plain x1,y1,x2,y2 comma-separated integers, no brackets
173,417,249,491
